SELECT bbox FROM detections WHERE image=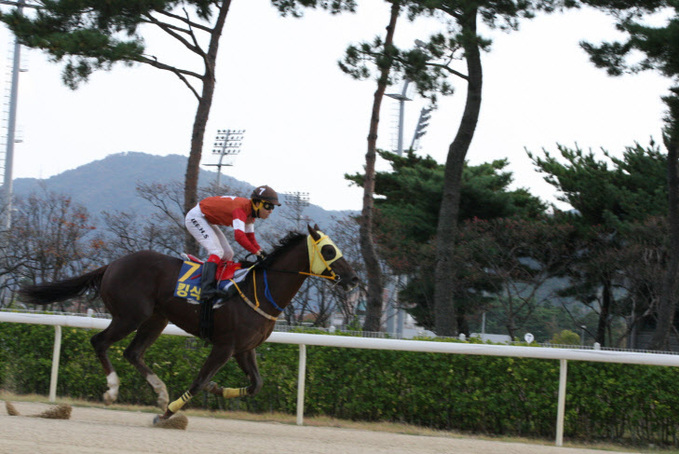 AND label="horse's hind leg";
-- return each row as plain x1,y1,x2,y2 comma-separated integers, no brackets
205,349,262,399
90,318,141,405
123,314,170,410
158,343,234,420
